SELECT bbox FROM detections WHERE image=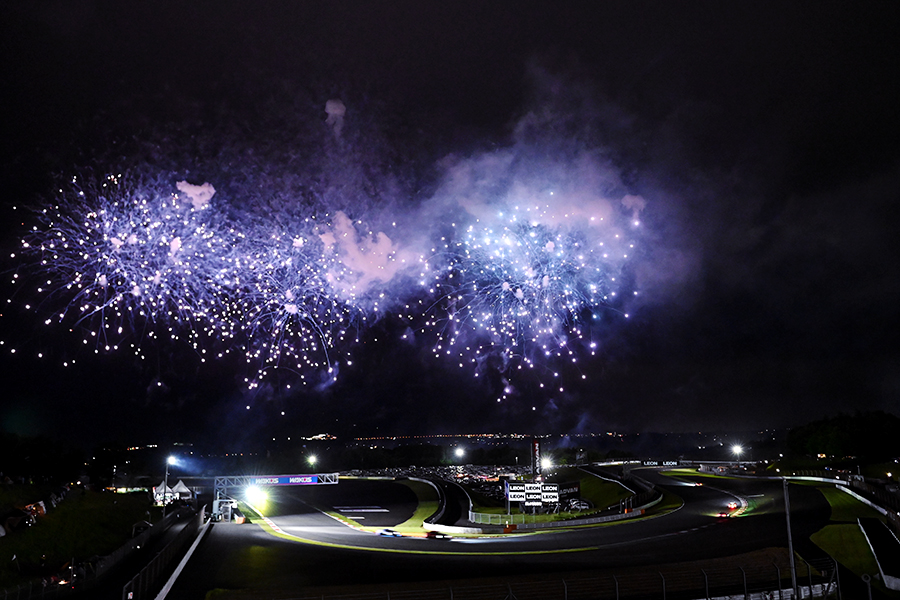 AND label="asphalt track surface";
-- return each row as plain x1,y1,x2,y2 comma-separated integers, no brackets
165,471,833,599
